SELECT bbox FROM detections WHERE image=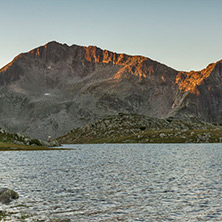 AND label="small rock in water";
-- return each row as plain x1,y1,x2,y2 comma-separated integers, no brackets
0,188,19,204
